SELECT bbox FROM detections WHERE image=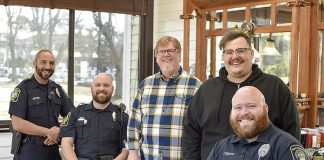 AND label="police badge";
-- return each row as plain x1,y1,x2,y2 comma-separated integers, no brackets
112,112,116,122
258,144,270,159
